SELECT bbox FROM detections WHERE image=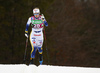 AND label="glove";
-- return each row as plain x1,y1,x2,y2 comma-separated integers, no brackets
41,14,45,21
31,23,35,27
25,31,28,38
